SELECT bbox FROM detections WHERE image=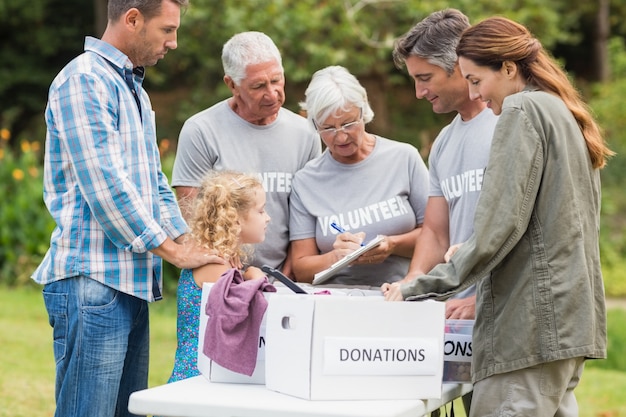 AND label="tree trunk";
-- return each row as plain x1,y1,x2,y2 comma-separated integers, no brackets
94,0,107,37
592,0,610,81
361,74,389,133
